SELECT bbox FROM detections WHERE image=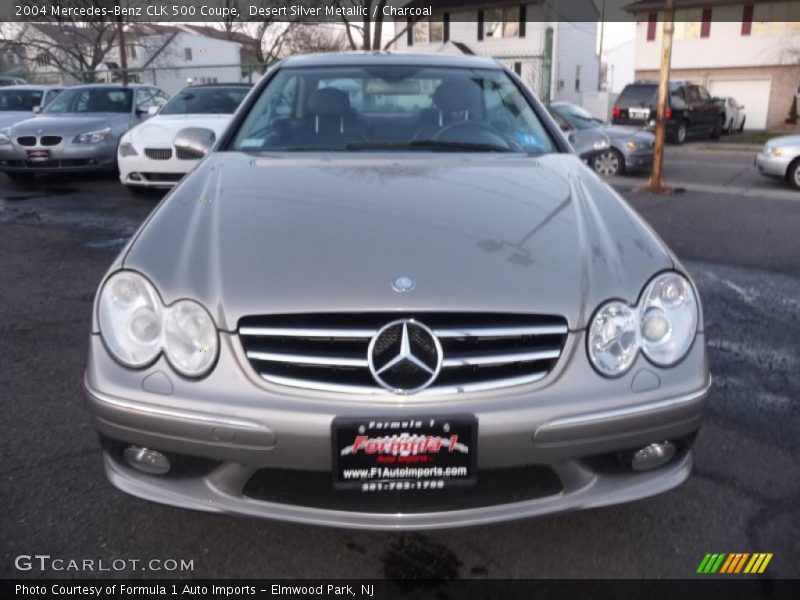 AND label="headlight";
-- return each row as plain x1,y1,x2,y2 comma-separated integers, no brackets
639,273,698,366
163,300,218,377
588,272,698,377
98,271,218,377
119,141,138,157
766,146,782,157
593,138,609,150
98,271,163,367
626,140,638,150
74,127,111,144
587,301,639,377
0,132,10,145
